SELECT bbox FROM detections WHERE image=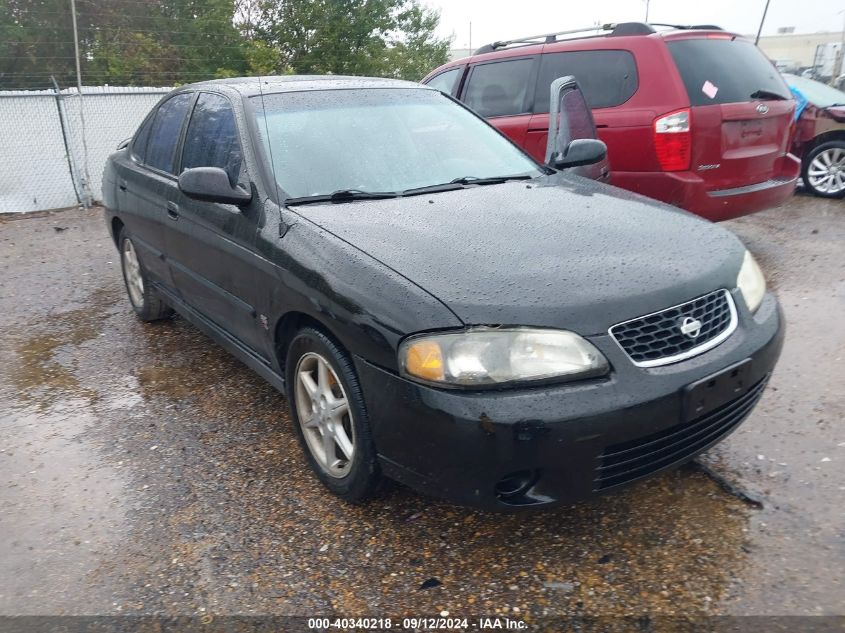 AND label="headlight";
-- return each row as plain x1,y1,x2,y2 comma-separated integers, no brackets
398,328,609,387
737,250,766,313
